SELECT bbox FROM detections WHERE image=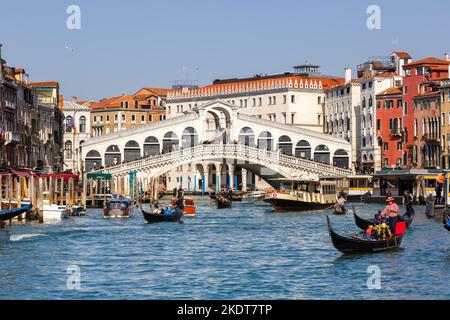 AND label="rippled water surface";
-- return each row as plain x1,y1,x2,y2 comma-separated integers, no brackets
0,201,449,299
